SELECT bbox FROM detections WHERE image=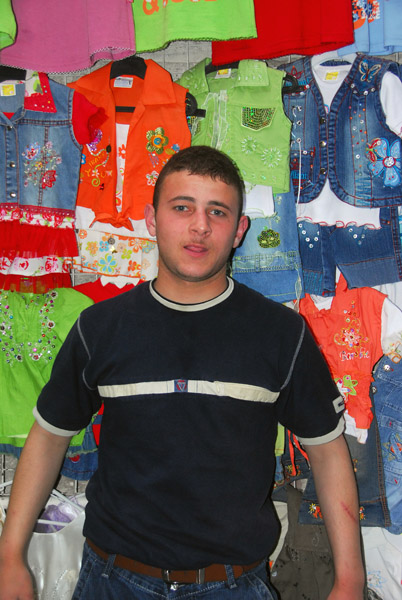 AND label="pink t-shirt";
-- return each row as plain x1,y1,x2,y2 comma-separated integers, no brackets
0,0,135,73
